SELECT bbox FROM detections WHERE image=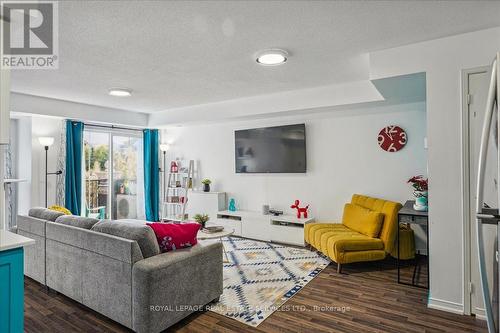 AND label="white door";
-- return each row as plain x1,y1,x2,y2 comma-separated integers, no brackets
468,69,498,318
